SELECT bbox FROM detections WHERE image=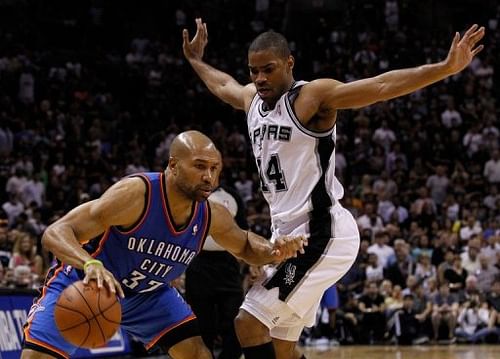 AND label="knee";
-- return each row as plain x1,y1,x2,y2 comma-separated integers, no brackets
234,310,269,340
197,346,213,359
189,342,213,359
